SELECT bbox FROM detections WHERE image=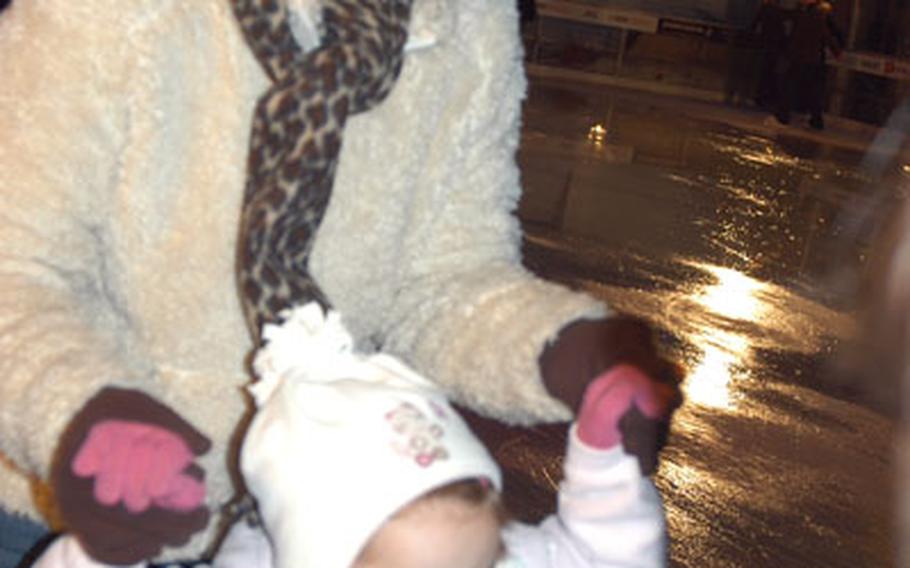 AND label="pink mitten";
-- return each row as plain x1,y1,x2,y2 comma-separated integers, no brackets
576,364,671,450
72,420,205,513
52,387,211,564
